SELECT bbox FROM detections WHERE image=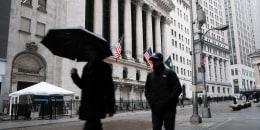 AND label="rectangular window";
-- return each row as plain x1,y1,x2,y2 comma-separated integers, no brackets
217,87,220,93
20,17,31,33
233,79,239,93
235,68,238,75
36,22,45,37
212,86,215,93
38,0,47,12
